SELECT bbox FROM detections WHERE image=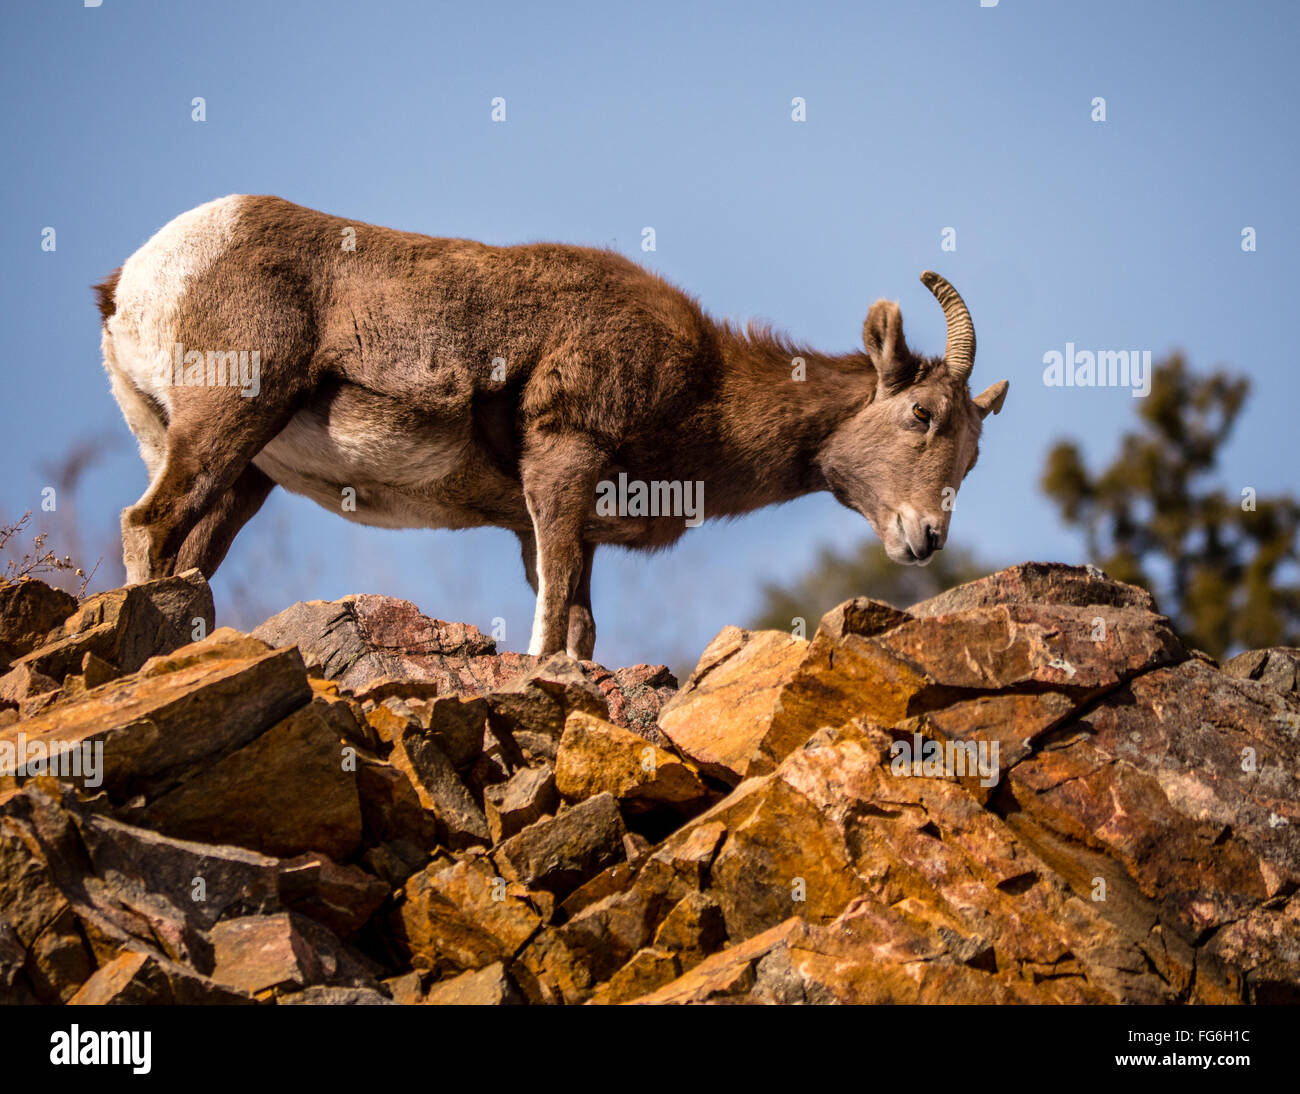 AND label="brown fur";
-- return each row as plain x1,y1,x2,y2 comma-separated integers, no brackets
93,267,121,322
101,195,1009,658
